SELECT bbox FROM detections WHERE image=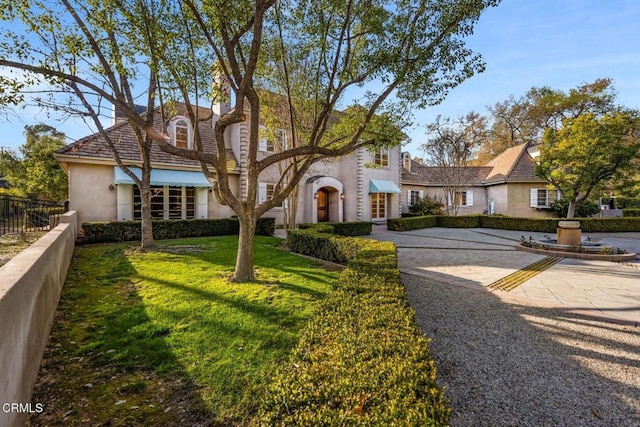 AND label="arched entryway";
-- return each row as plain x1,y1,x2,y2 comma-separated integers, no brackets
306,176,344,223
